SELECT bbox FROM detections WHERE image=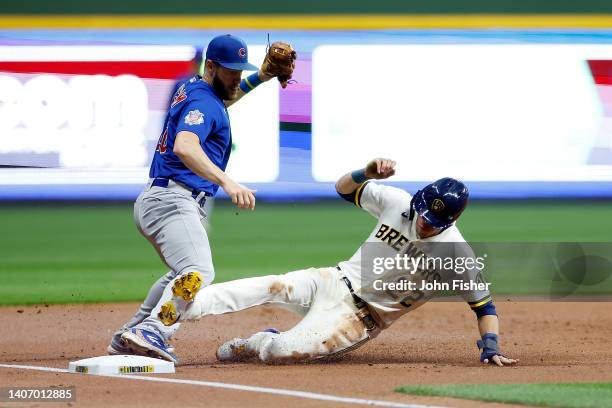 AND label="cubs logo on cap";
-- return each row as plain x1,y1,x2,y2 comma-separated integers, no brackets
205,34,258,71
